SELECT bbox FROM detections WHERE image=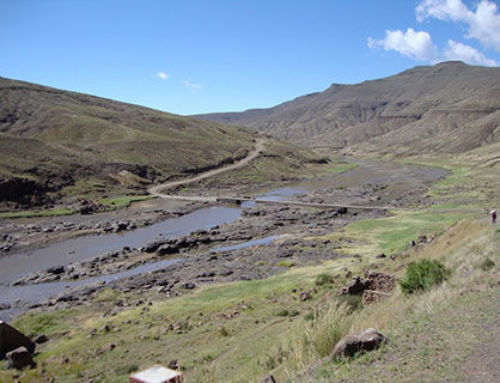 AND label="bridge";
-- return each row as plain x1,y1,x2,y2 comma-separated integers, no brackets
154,194,389,211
